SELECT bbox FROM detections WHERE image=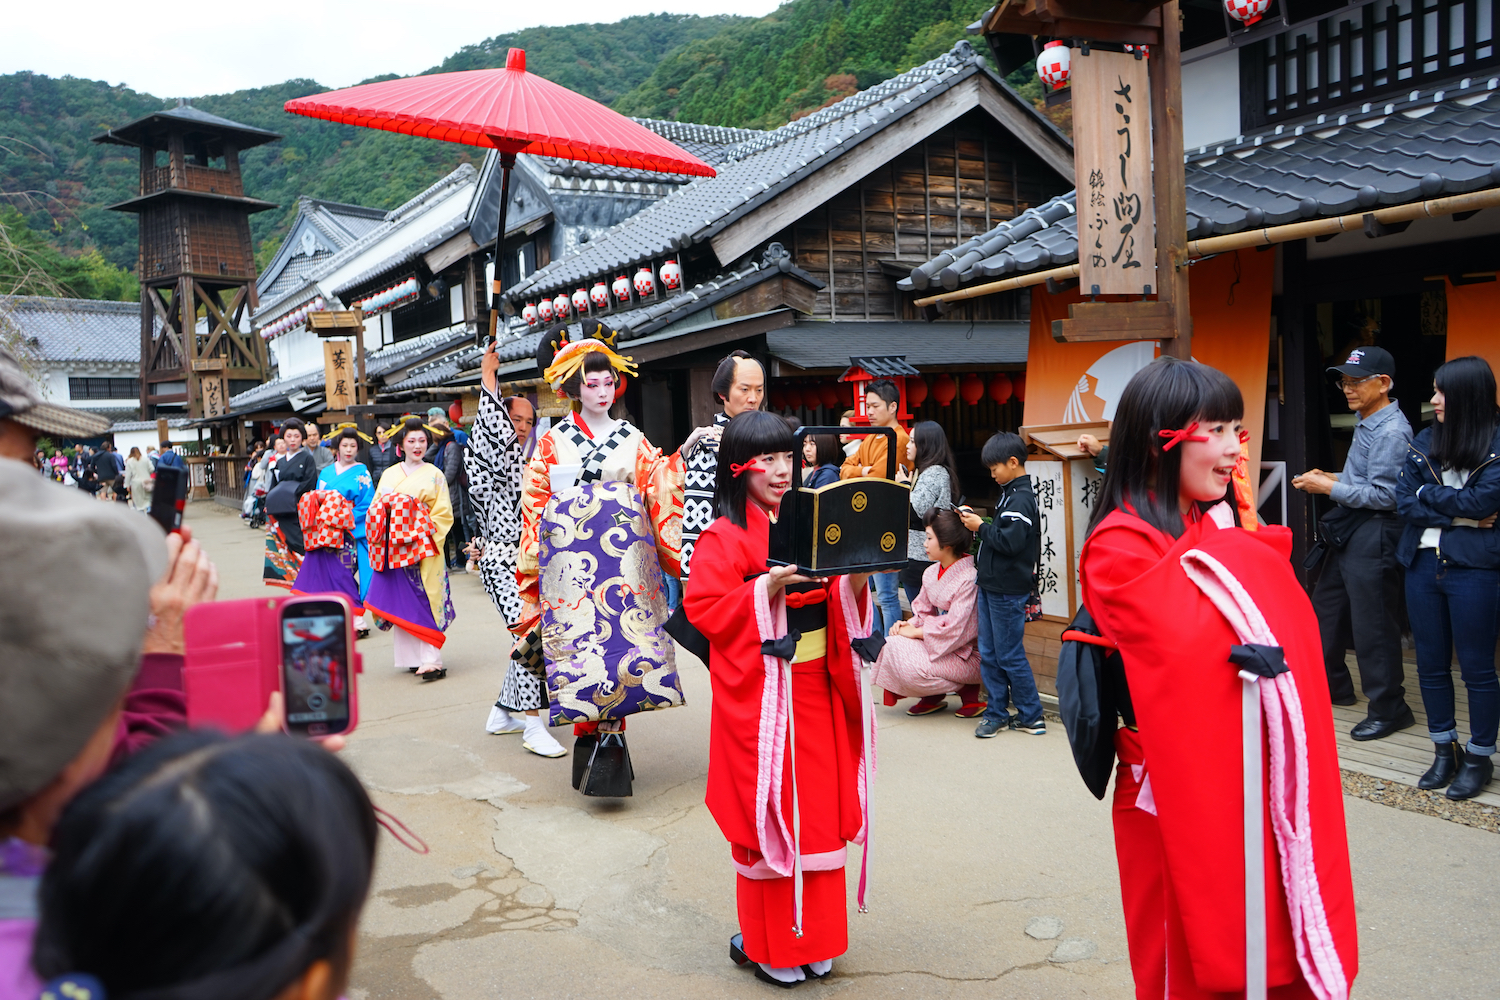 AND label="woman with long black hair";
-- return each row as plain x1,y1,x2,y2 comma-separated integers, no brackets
1395,355,1500,799
1077,357,1357,999
899,421,961,605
